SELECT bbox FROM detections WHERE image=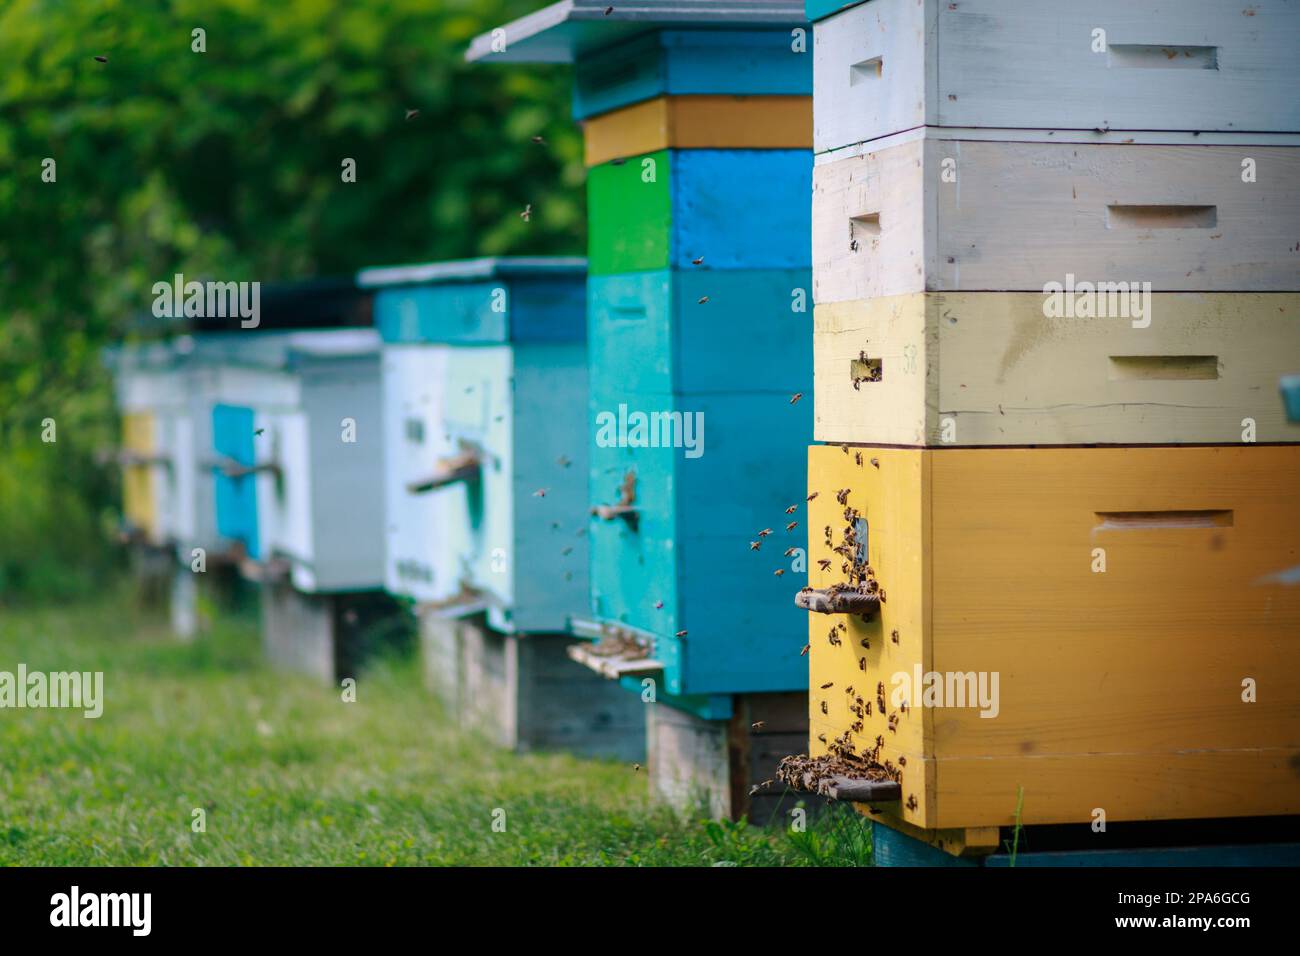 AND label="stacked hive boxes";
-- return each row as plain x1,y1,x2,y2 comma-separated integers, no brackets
203,282,391,682
361,257,644,759
801,0,1300,862
470,1,815,819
